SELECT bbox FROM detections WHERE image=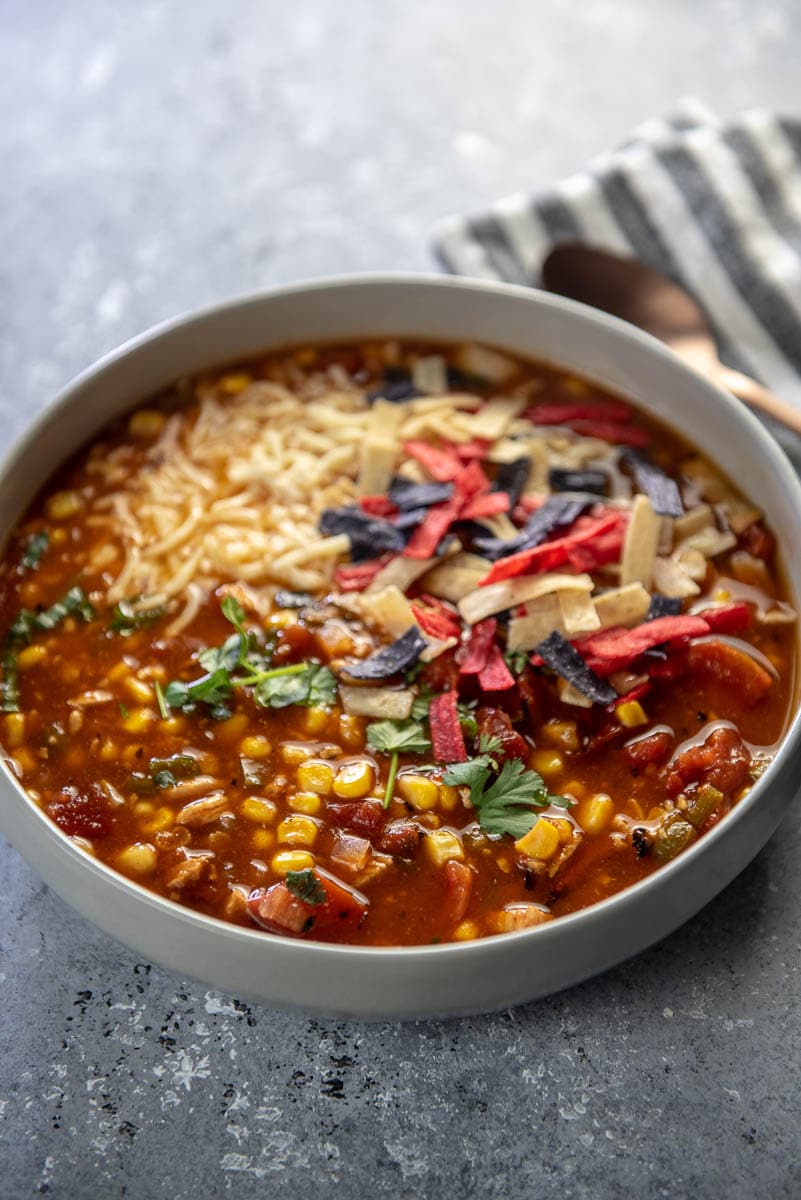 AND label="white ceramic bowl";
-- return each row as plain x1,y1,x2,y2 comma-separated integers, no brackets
1,274,799,1019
